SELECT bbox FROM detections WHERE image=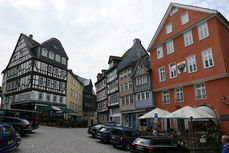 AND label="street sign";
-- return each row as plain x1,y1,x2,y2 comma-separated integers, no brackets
154,113,158,118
